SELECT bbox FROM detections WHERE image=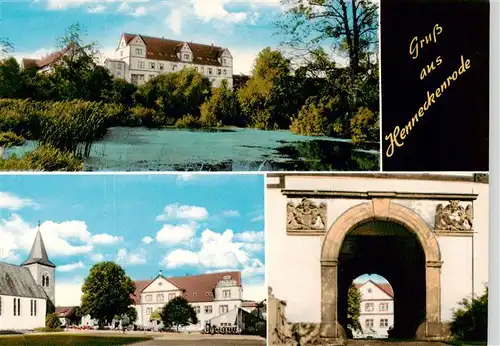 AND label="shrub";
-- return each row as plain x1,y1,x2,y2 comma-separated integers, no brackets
450,287,488,341
46,313,63,329
0,145,83,171
290,96,336,136
130,105,163,128
175,114,201,128
350,107,379,144
0,131,26,148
